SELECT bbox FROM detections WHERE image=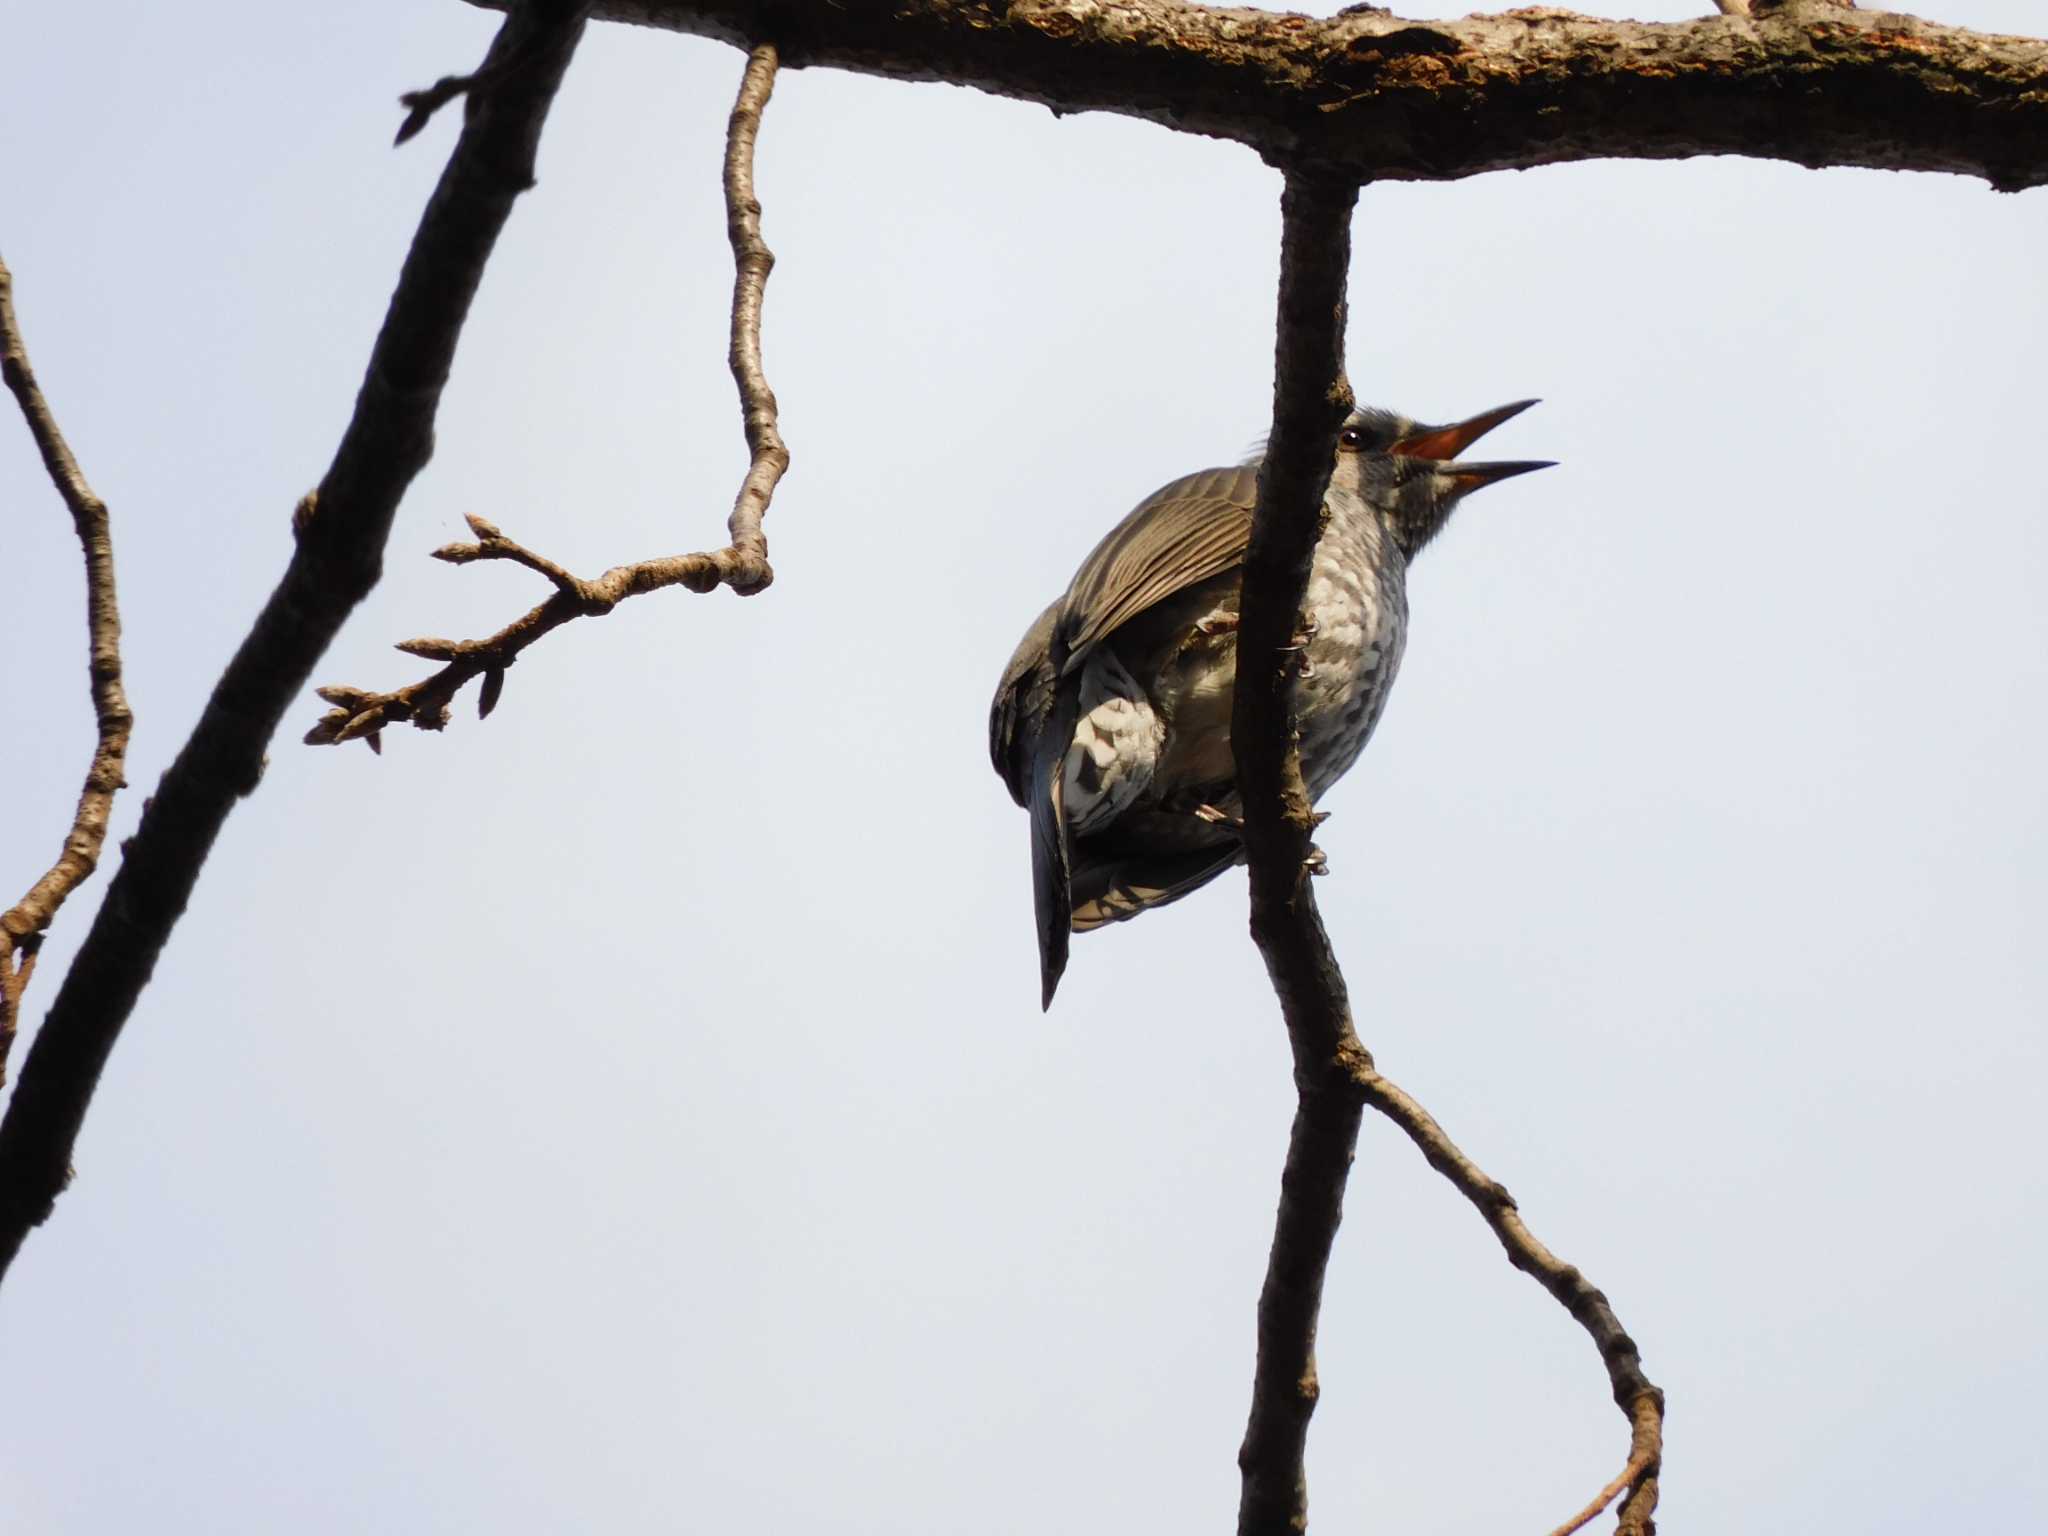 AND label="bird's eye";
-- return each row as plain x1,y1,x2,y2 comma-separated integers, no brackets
1338,427,1364,450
